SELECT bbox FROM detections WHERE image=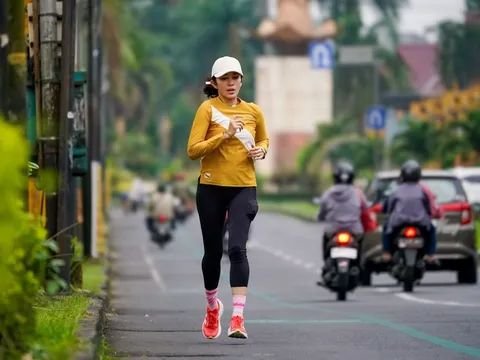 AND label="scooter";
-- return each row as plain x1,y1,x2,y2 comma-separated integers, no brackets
321,231,360,301
390,225,425,292
151,214,173,248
